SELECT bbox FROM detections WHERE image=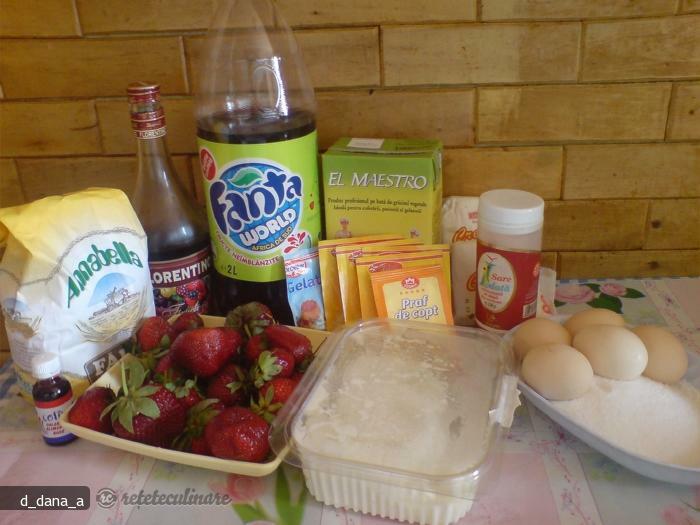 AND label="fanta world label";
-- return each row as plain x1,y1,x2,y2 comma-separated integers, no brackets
198,131,321,282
